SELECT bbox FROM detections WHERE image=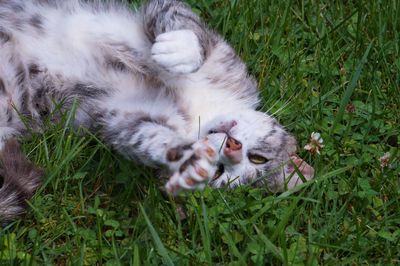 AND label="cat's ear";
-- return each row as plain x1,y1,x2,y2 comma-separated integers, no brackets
284,155,315,189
